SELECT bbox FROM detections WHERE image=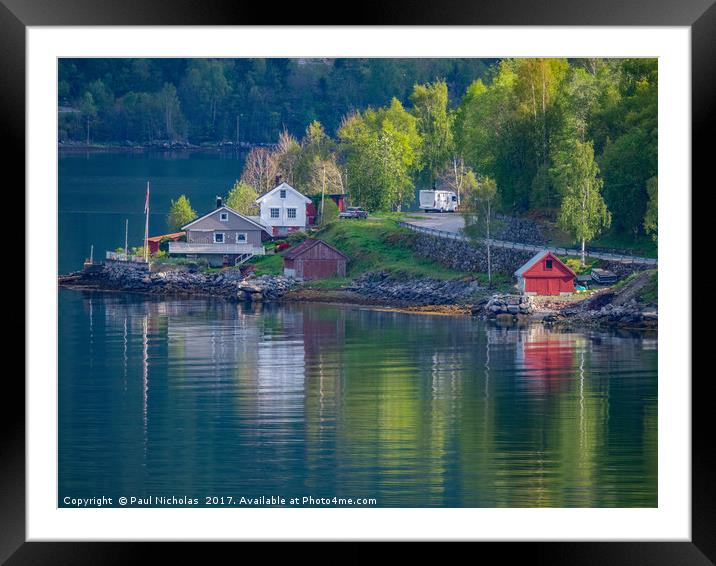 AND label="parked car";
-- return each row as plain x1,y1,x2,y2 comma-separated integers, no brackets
339,207,369,219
